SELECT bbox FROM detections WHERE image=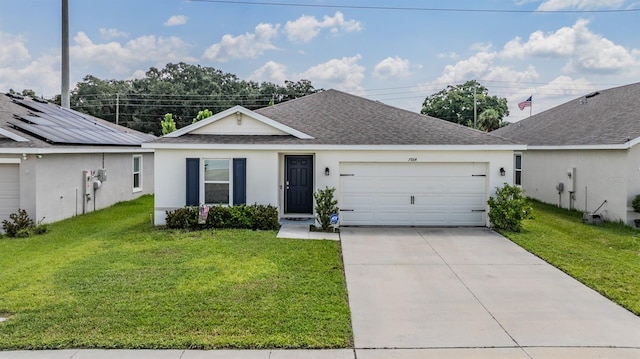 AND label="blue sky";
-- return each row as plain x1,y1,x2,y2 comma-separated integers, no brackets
1,0,639,122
